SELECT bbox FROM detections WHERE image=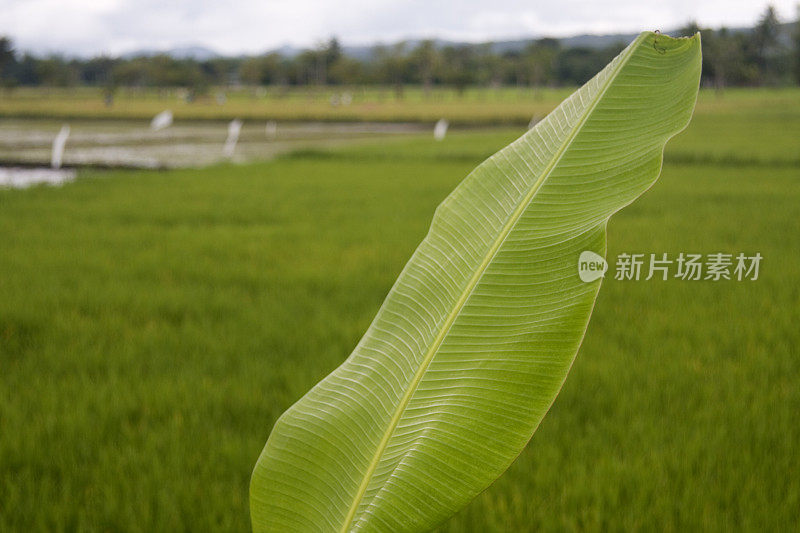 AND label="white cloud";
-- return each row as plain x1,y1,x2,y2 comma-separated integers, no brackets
0,0,796,56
